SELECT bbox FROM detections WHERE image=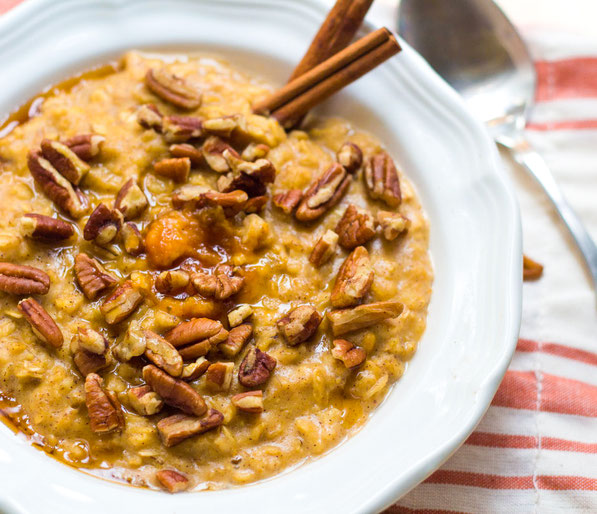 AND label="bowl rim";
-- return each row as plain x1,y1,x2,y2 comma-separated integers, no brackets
0,0,522,512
